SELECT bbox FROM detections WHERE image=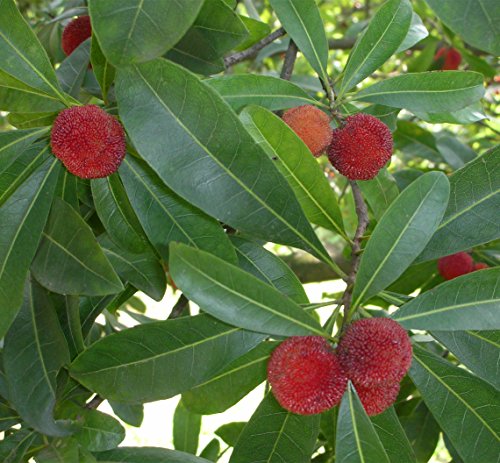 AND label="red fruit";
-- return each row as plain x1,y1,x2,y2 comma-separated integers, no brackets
267,336,348,415
62,16,92,56
338,318,412,387
473,262,489,271
327,113,393,180
437,252,474,280
354,382,400,416
282,105,333,157
434,47,462,70
51,105,126,179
